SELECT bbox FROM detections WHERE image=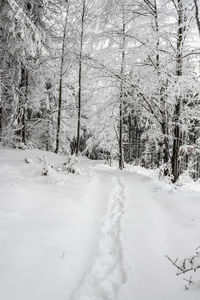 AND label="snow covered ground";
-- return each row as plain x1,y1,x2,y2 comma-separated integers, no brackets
0,148,200,300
